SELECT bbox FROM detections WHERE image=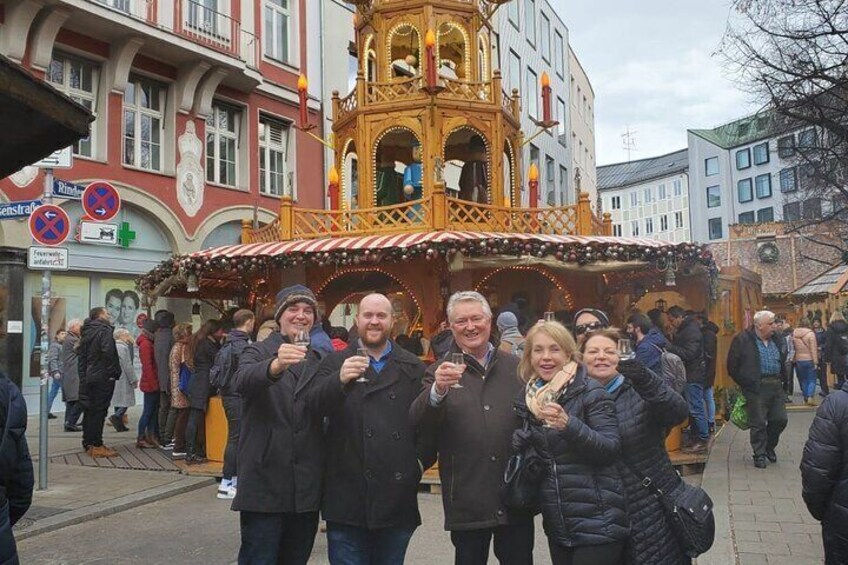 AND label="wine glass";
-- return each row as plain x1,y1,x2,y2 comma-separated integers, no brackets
544,311,556,323
293,329,310,347
540,389,560,428
450,352,465,389
617,338,635,361
356,347,370,383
